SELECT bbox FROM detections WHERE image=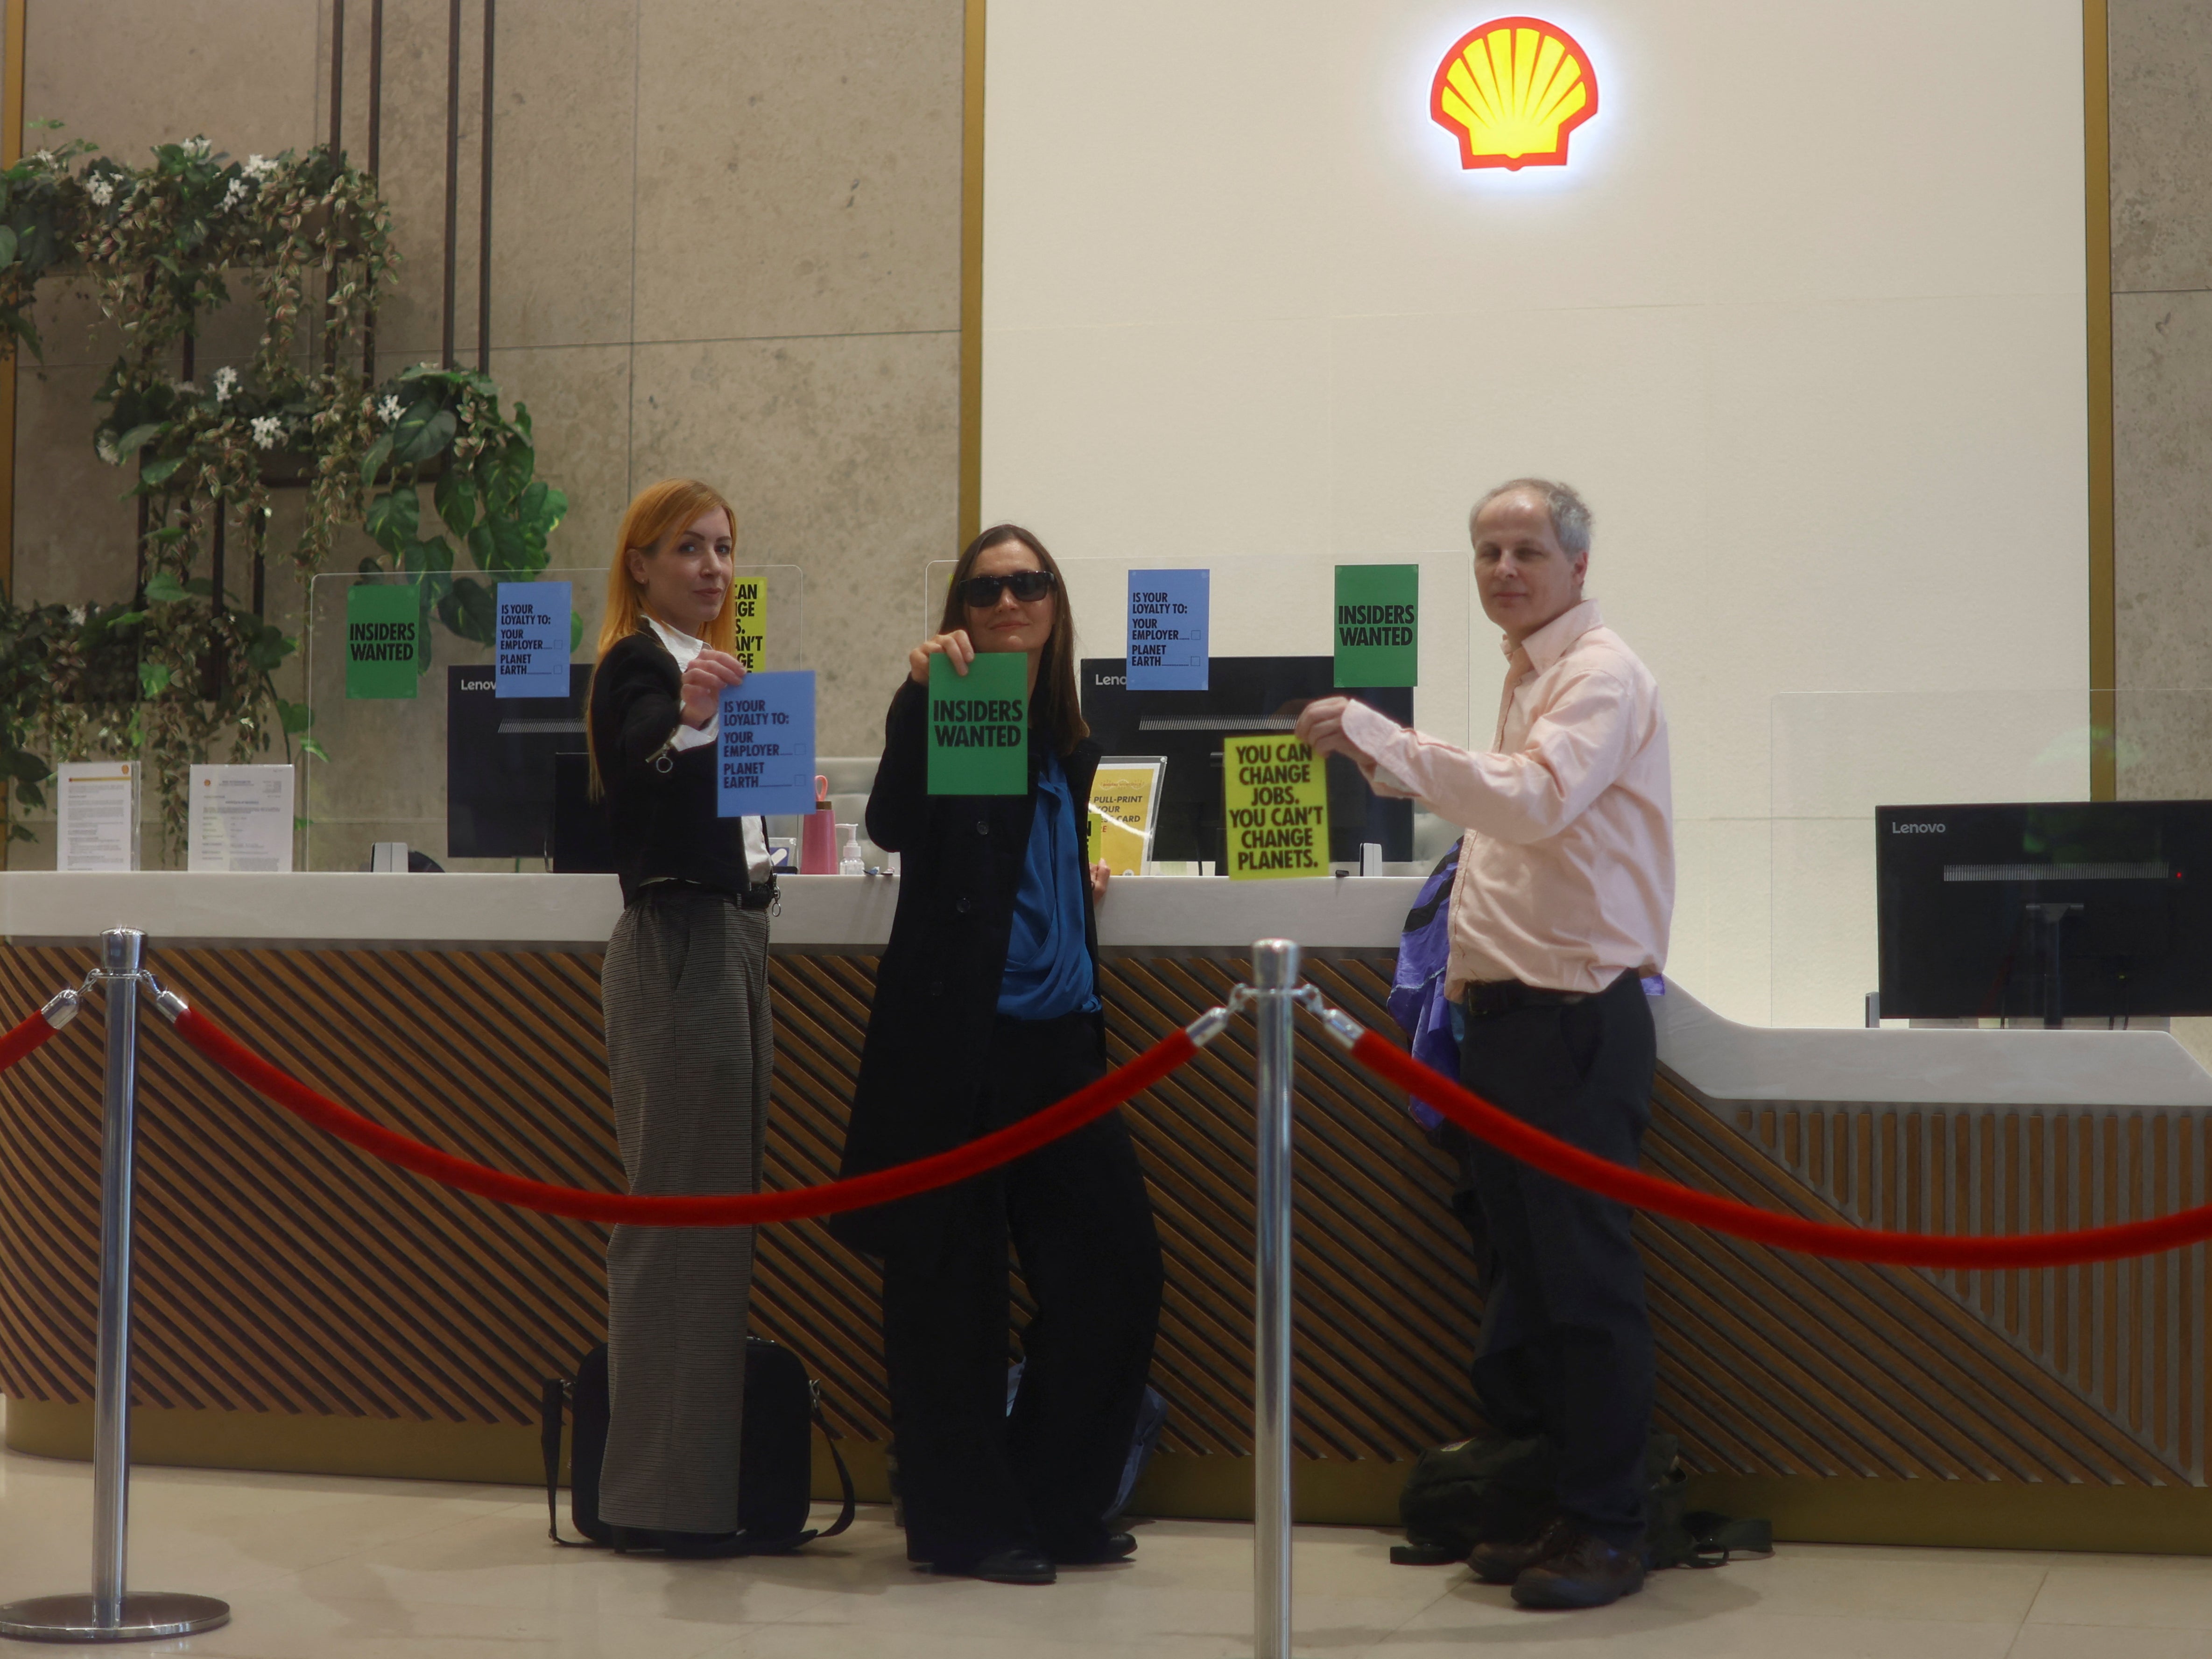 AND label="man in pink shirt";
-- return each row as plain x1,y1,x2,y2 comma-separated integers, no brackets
1297,478,1672,1610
